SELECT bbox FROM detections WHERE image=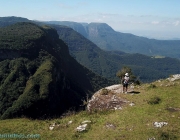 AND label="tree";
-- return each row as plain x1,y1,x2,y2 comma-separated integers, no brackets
116,66,139,84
